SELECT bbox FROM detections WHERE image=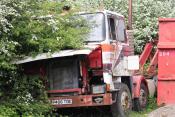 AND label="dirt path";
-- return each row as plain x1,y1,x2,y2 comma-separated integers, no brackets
148,105,175,117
